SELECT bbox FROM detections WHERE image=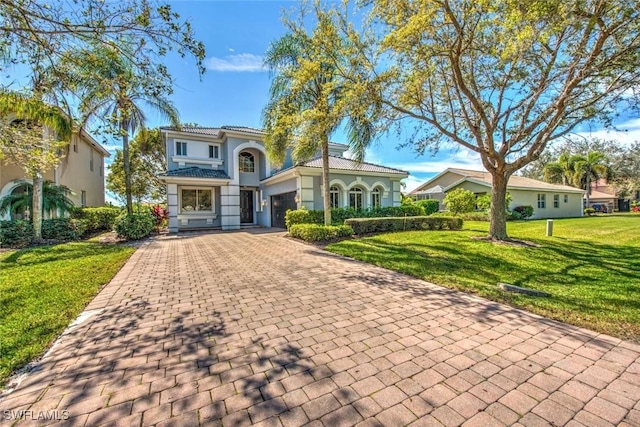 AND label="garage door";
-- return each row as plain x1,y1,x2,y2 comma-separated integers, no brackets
271,191,297,228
